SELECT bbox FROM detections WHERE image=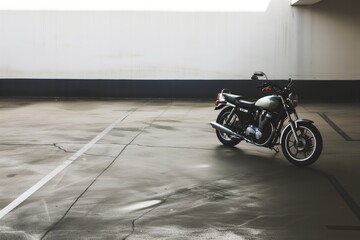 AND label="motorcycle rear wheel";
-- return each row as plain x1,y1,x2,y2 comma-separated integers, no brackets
281,122,322,167
215,108,242,147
